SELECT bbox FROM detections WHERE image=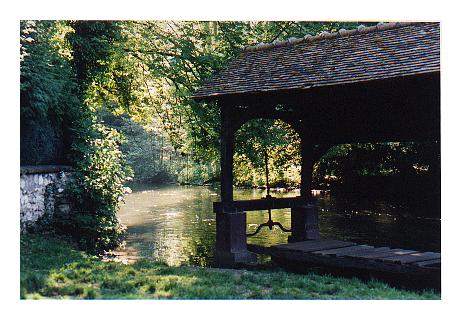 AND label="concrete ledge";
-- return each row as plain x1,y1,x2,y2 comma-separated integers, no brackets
20,165,74,175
